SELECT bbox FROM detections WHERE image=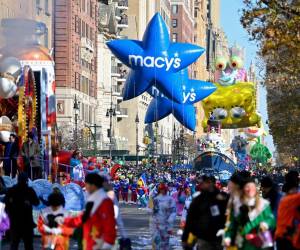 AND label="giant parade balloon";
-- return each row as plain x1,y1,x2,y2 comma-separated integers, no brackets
107,13,210,104
202,52,261,129
145,69,216,131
